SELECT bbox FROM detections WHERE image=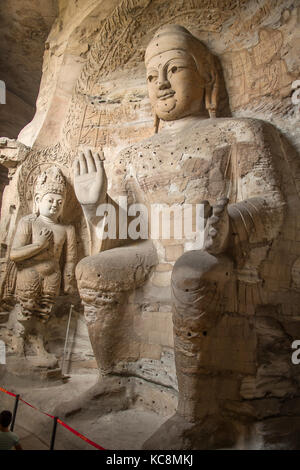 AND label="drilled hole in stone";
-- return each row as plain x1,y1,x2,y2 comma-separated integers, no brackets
203,331,207,336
